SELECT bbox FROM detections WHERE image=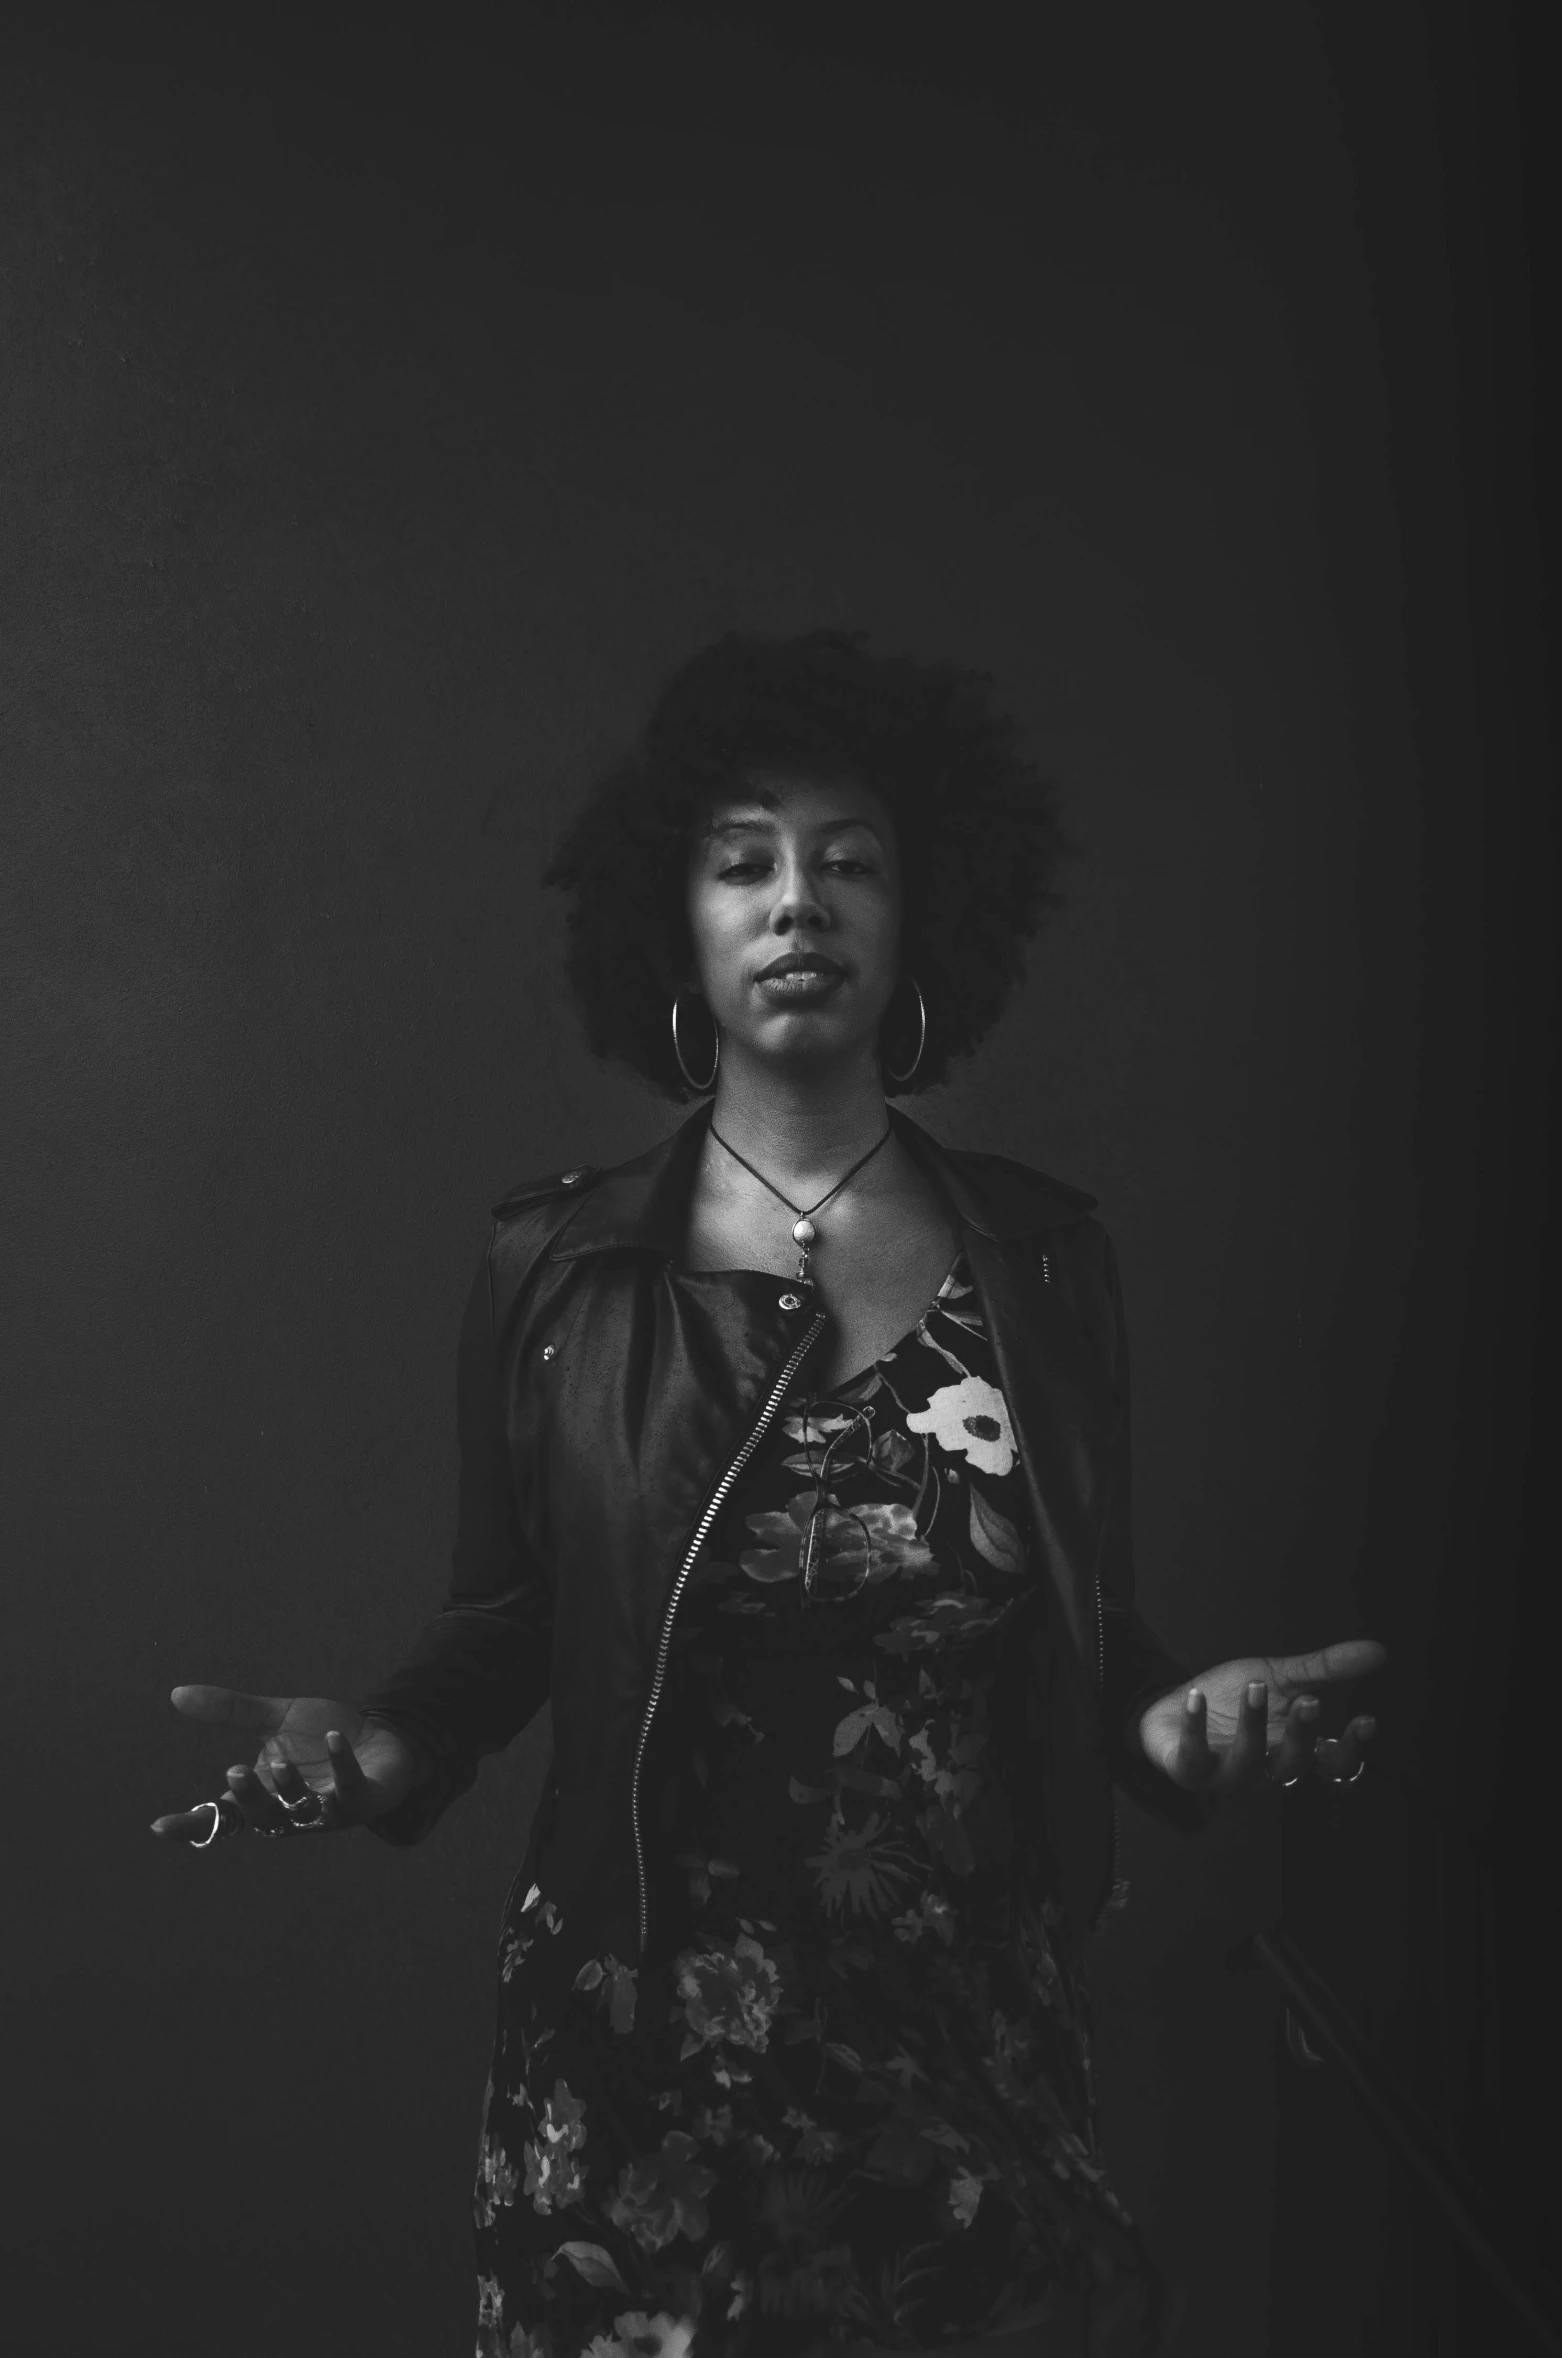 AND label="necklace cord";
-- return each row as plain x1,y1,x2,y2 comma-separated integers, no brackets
708,1123,892,1220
